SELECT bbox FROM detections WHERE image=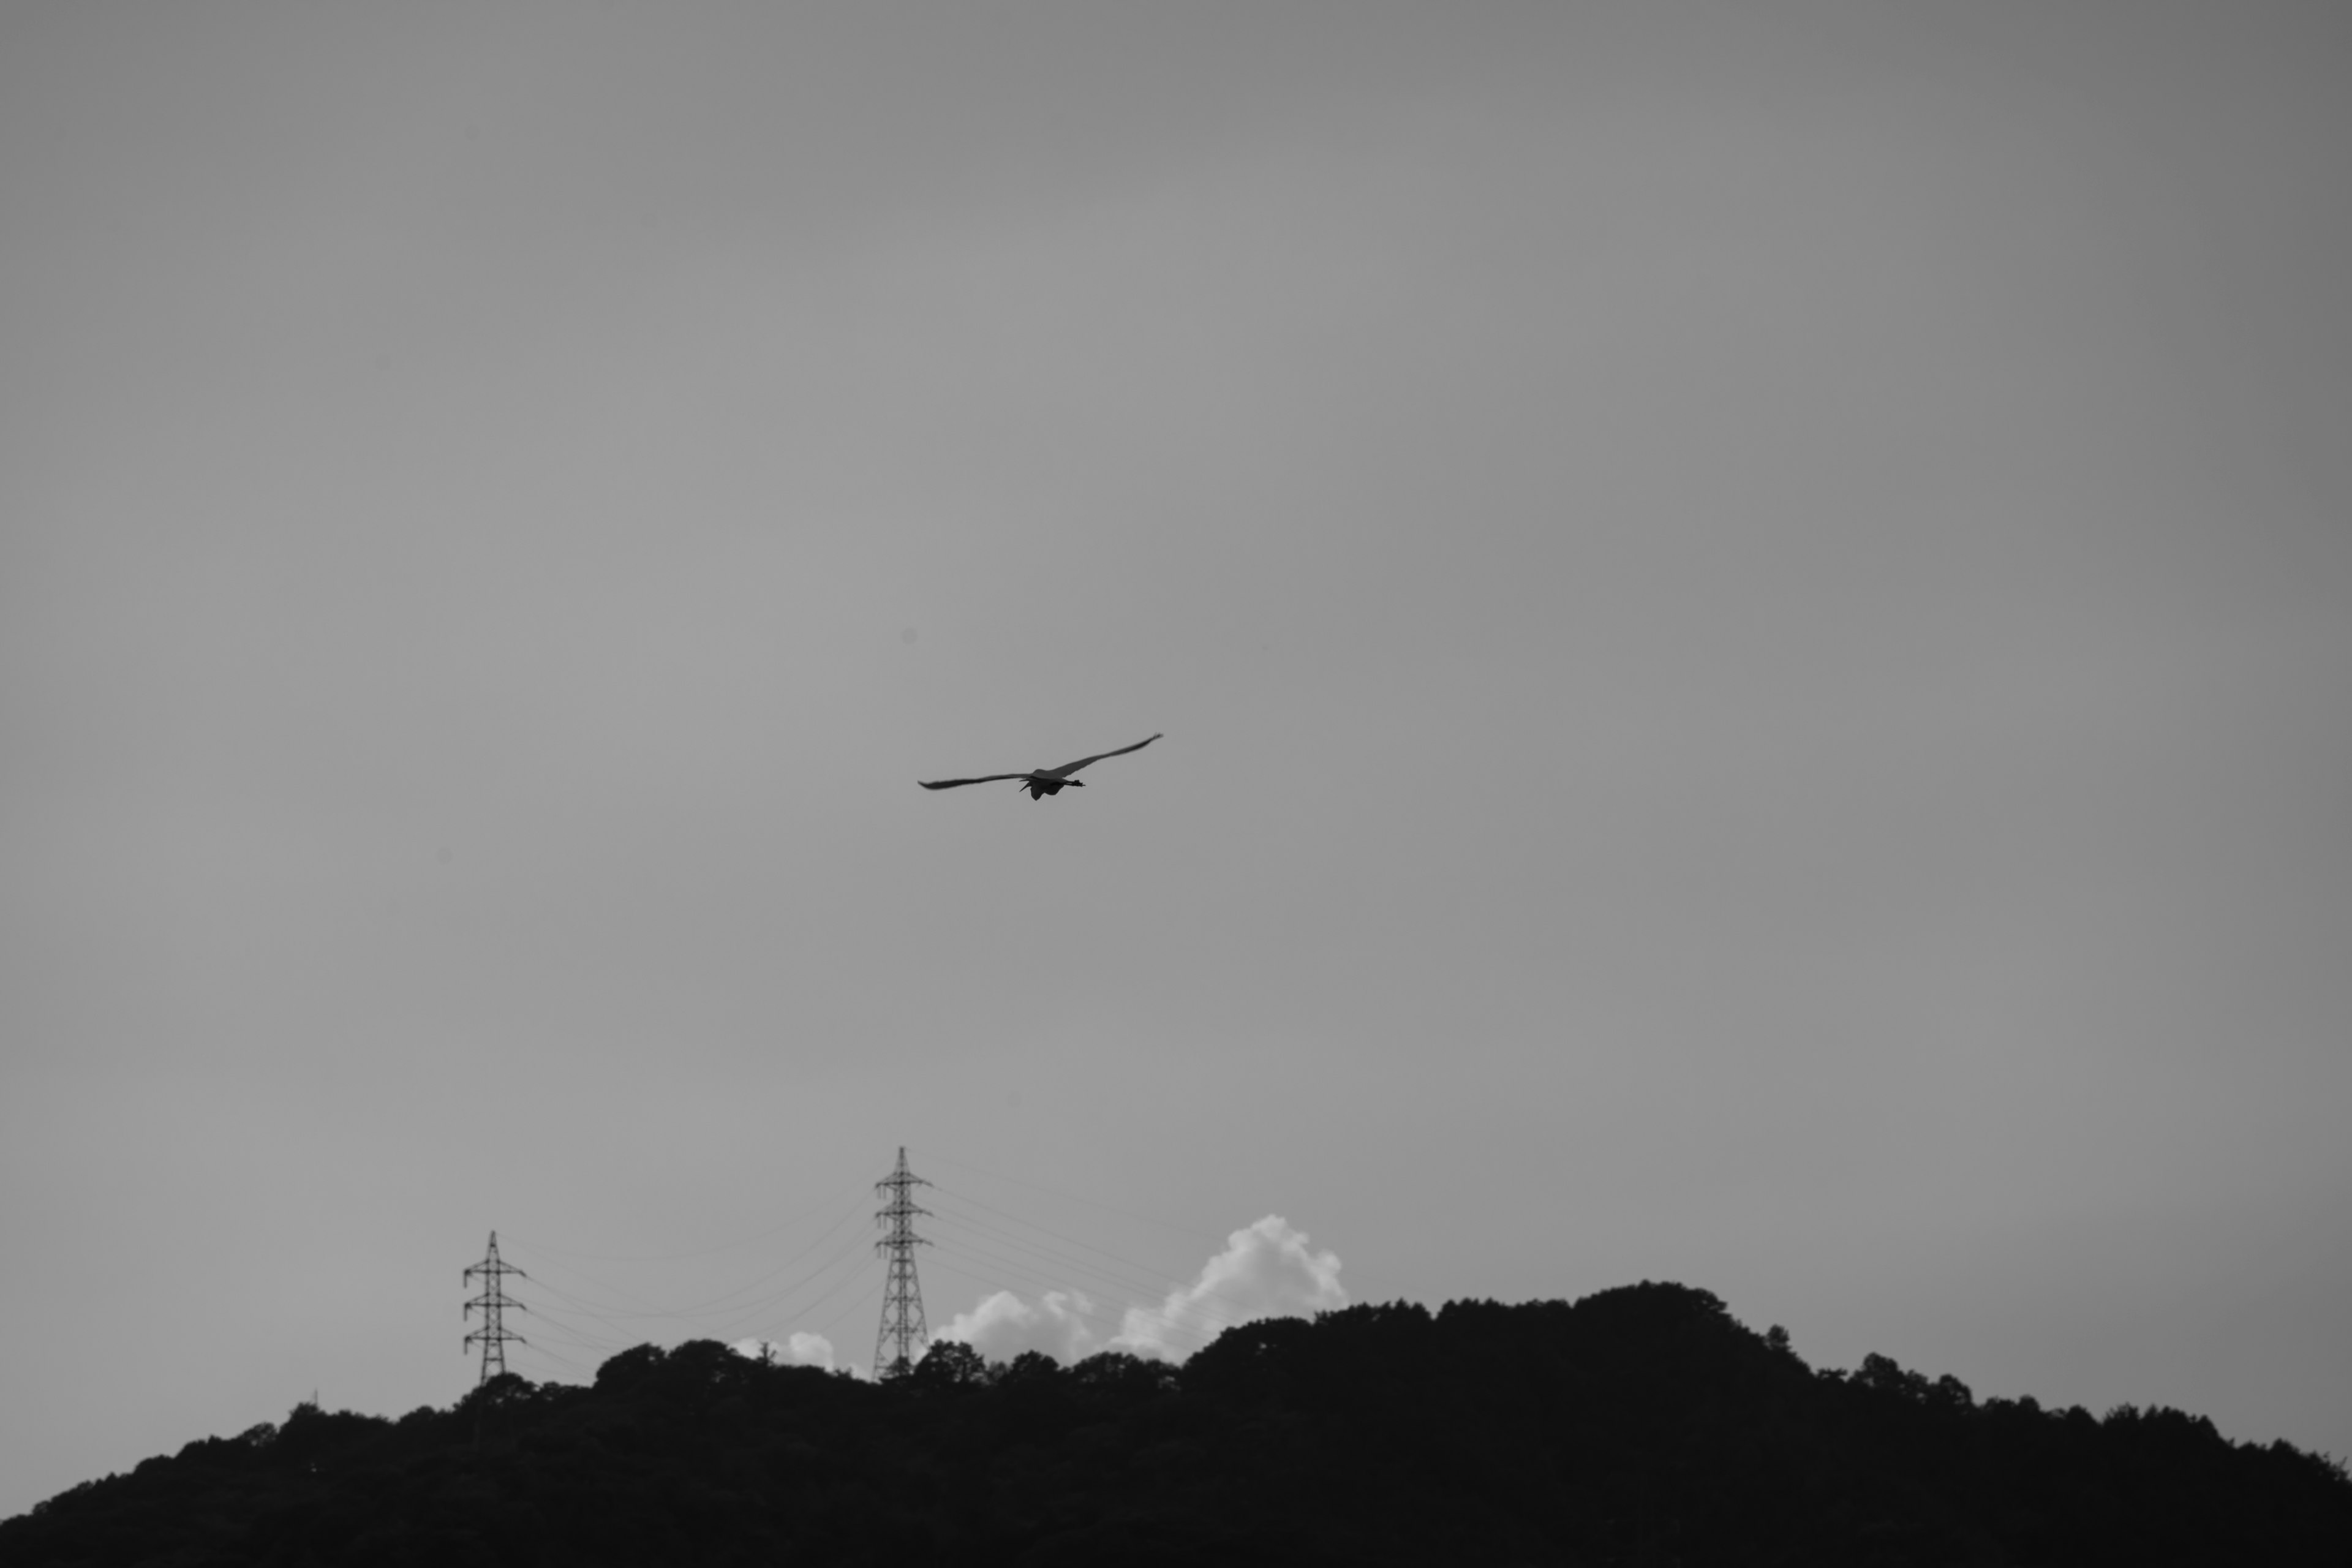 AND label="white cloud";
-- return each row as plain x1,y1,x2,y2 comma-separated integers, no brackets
1111,1215,1346,1360
930,1215,1348,1370
729,1331,840,1372
934,1288,1099,1363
